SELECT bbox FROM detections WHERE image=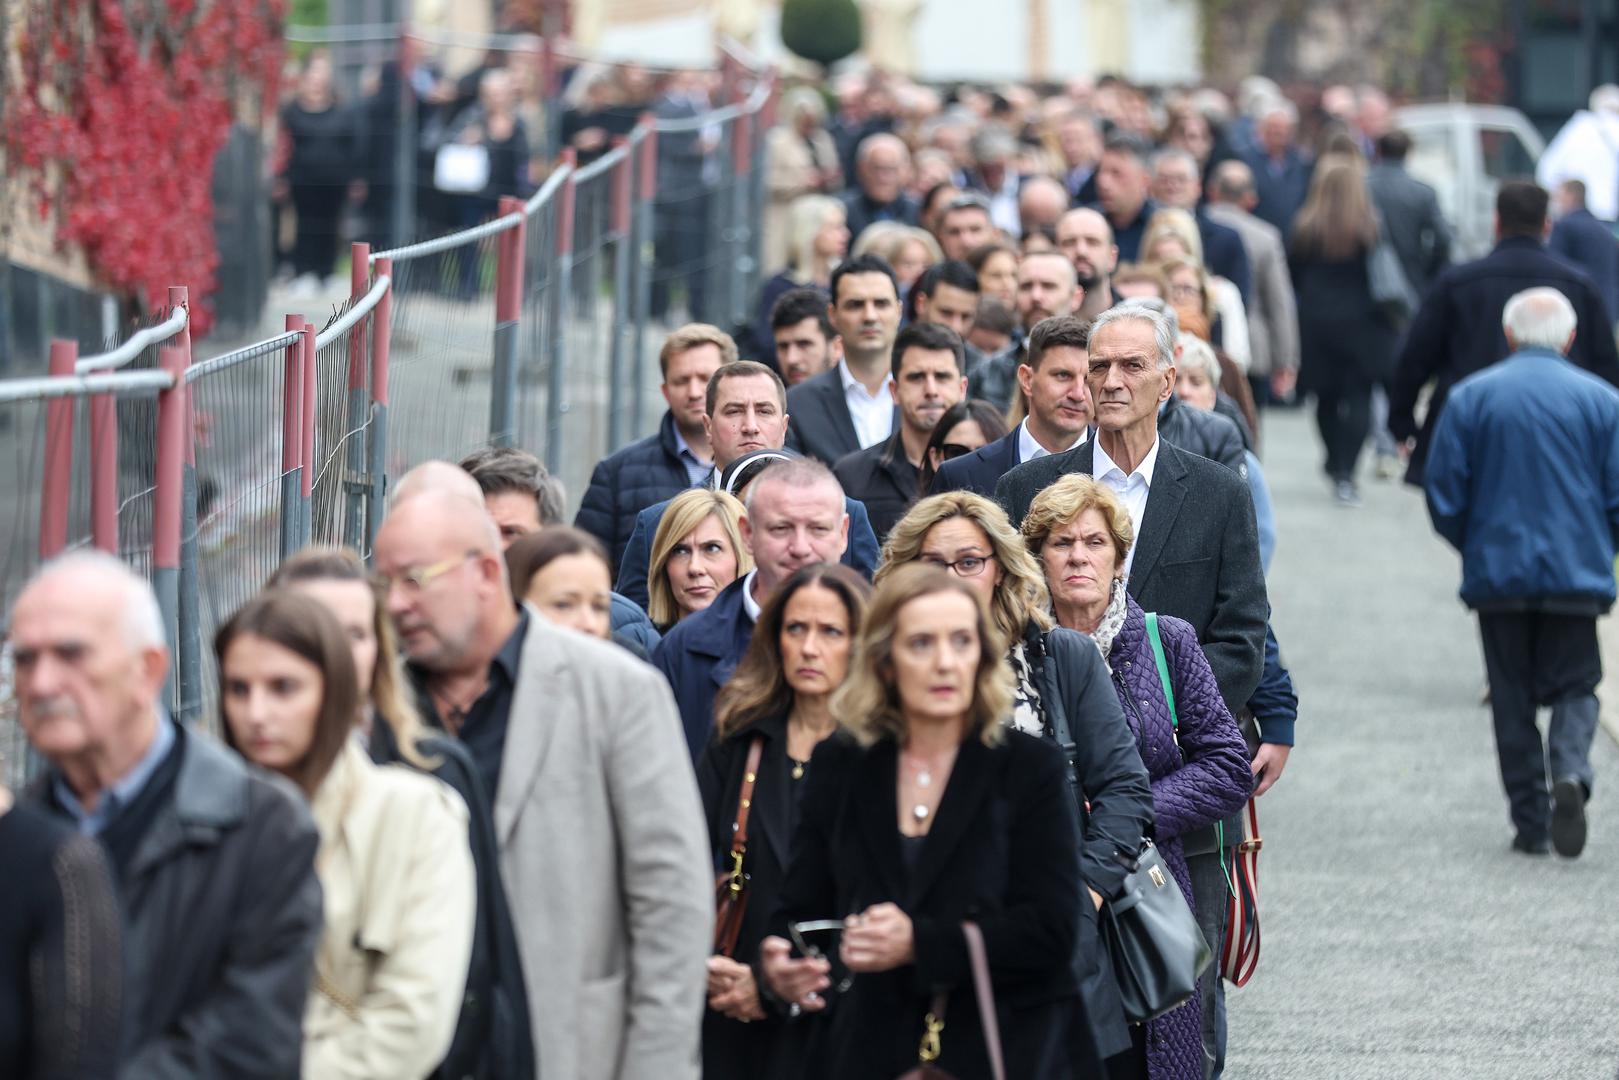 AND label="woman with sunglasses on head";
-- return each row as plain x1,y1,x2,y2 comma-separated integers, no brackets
217,589,477,1080
760,565,1085,1079
915,399,1011,496
875,491,1153,1074
698,564,871,1079
268,548,535,1080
